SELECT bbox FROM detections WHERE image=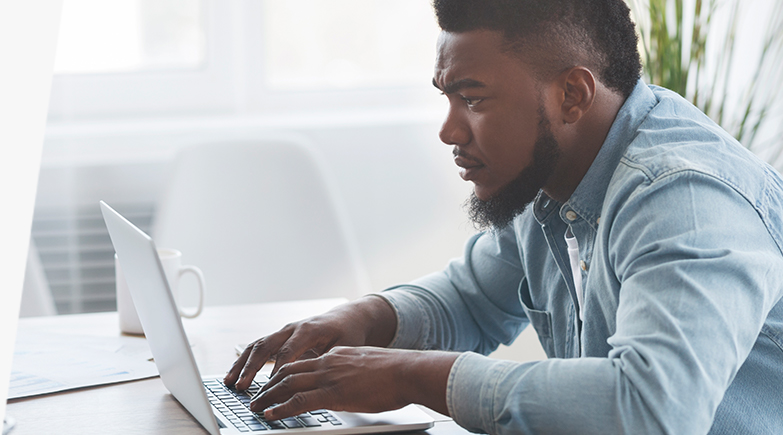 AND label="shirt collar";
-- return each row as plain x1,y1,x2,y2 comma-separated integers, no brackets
533,79,658,229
